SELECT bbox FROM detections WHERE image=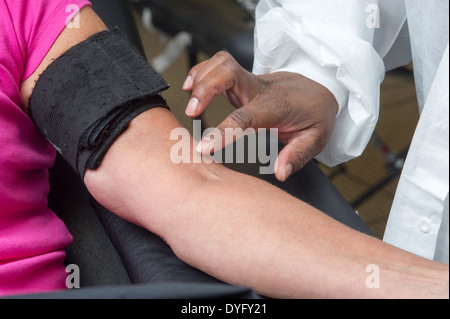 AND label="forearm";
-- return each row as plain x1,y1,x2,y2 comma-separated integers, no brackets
84,107,448,299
